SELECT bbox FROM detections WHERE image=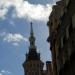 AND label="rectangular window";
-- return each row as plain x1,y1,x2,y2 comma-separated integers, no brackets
61,37,63,48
